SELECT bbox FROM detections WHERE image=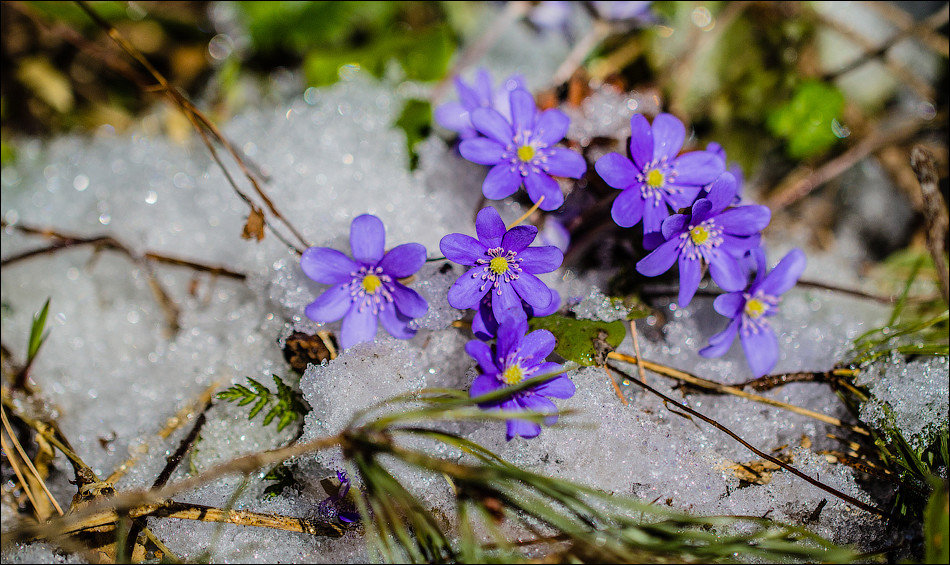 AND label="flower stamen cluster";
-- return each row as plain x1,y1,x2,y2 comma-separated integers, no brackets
475,247,523,291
